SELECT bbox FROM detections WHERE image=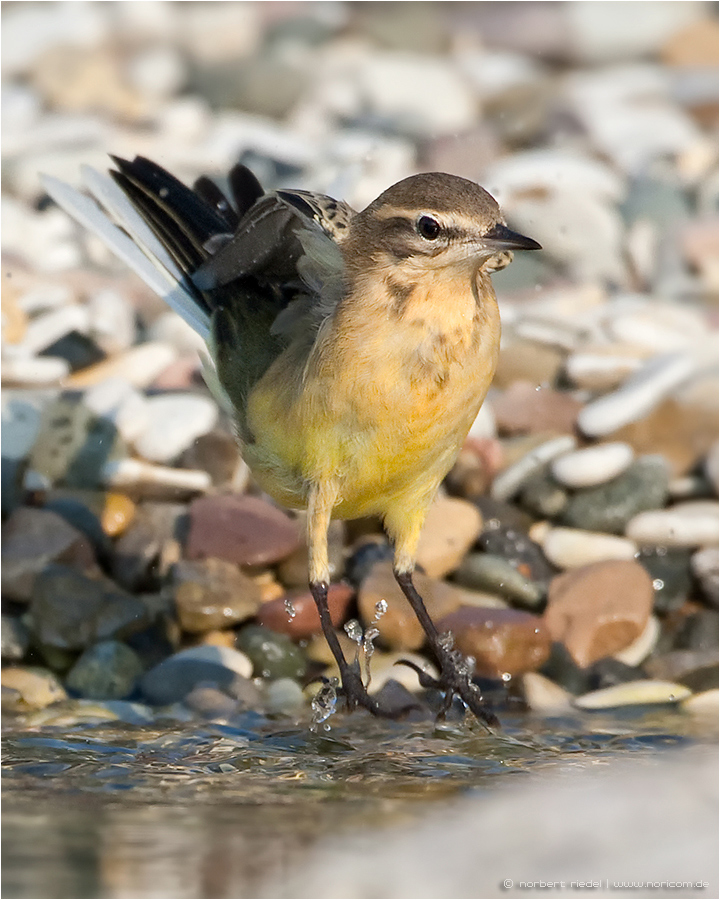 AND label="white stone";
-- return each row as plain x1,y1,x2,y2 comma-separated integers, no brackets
551,442,634,489
467,401,497,440
1,356,70,385
101,458,211,495
265,678,305,715
682,689,719,717
72,342,178,389
148,311,206,355
608,305,708,354
574,680,691,710
626,502,719,549
170,645,253,680
1,83,42,136
457,49,545,100
542,527,638,569
16,283,74,315
491,435,576,501
13,304,90,357
133,394,218,463
522,672,573,714
87,289,137,354
126,46,186,101
577,352,697,437
614,616,661,667
564,351,643,390
83,378,150,444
